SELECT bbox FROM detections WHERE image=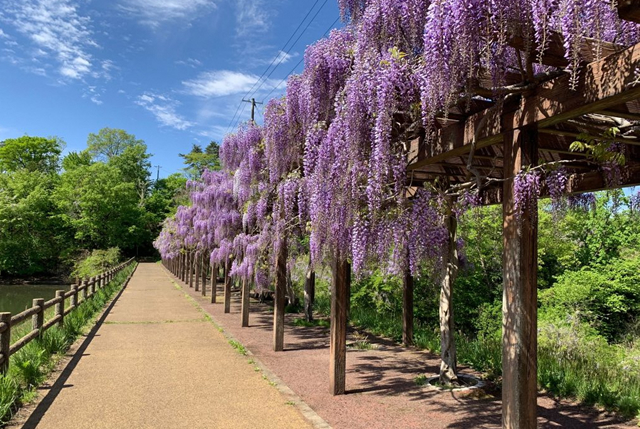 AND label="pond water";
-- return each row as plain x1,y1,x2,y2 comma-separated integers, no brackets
0,284,70,315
